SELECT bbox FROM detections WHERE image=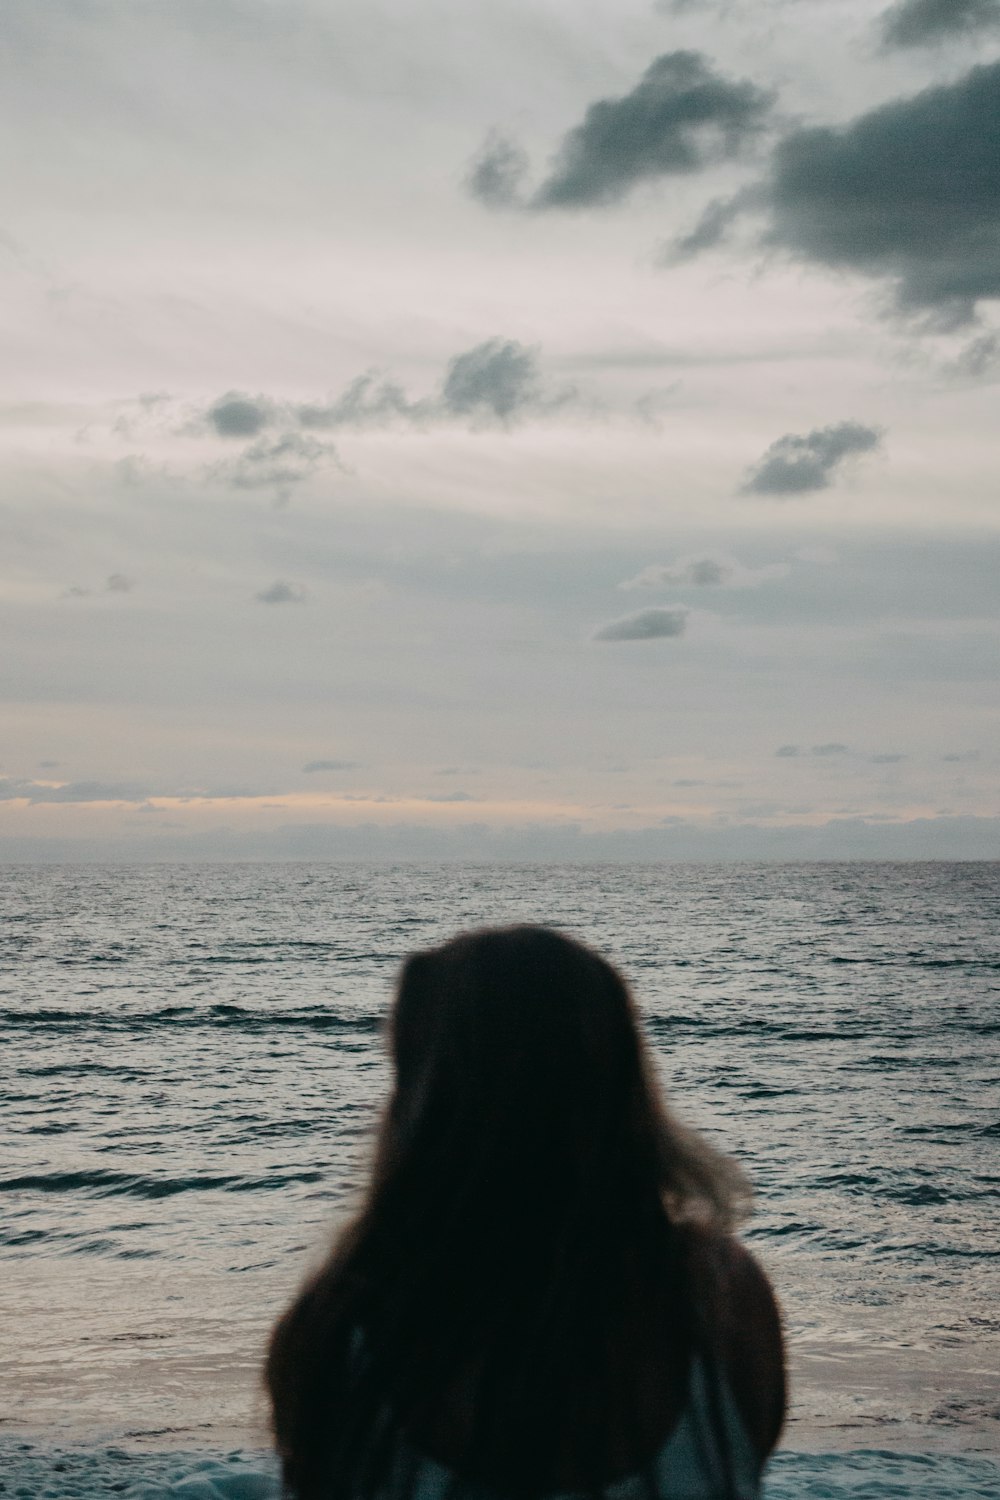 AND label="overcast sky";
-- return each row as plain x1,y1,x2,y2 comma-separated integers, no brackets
1,0,998,860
